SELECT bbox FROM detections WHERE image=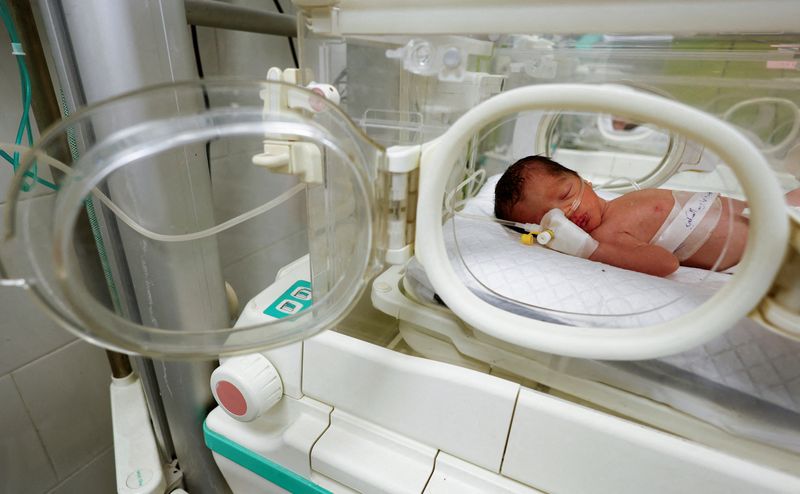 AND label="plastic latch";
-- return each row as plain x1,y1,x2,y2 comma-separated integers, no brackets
10,43,24,56
253,141,322,184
